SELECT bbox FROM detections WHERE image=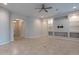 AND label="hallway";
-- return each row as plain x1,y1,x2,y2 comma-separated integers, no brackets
0,37,79,55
